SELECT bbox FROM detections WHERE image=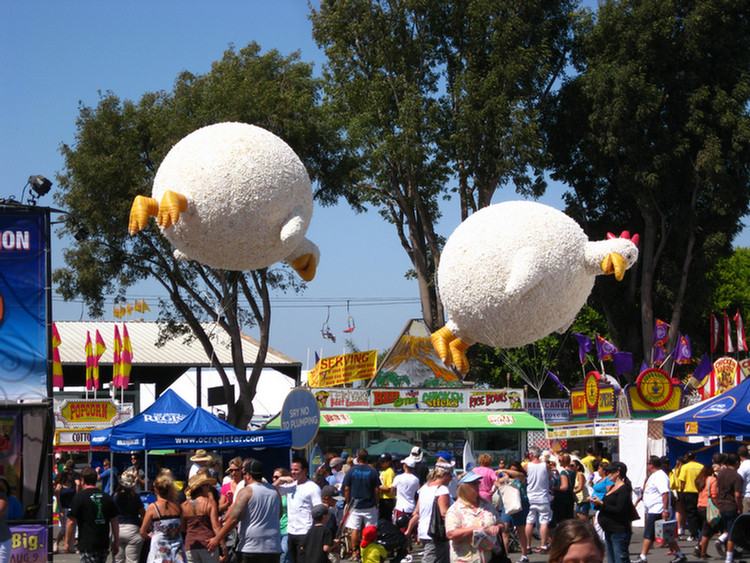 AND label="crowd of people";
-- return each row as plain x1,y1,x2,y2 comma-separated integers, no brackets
51,444,750,563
